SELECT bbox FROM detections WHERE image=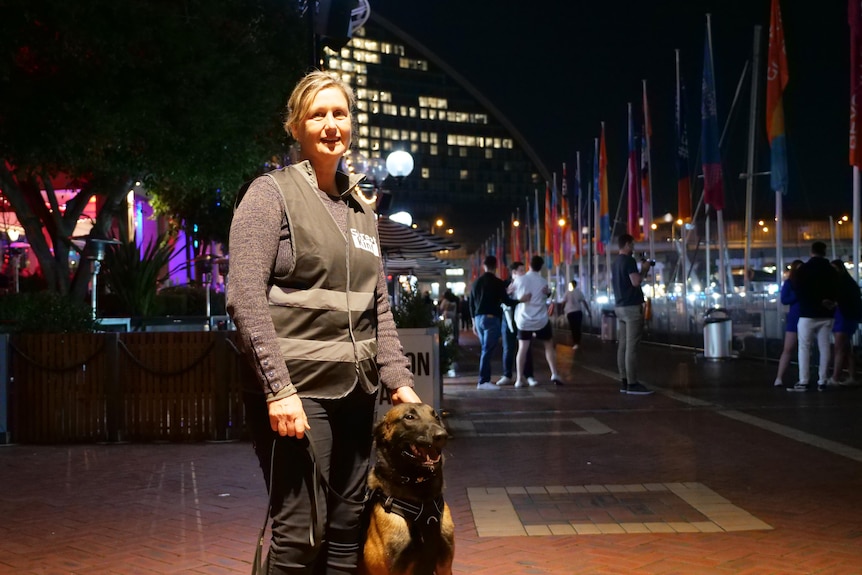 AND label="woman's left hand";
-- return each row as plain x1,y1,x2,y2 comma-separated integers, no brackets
390,385,422,405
